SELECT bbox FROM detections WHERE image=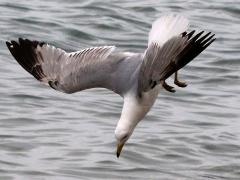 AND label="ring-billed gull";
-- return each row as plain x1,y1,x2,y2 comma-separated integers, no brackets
6,14,215,158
